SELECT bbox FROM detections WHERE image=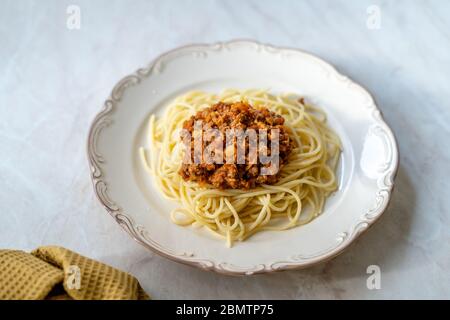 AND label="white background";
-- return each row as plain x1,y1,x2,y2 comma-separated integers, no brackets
1,0,449,299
